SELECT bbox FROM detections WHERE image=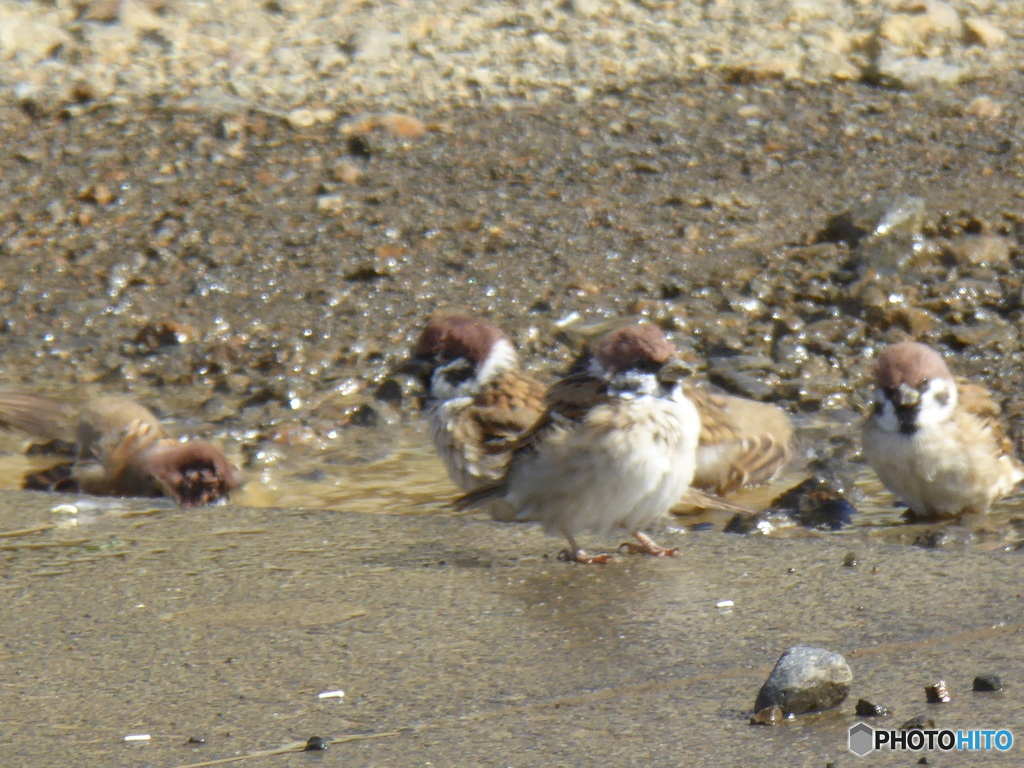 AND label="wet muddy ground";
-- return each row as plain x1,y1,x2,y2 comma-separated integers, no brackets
0,492,1022,767
3,74,1024,540
1,74,1024,765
